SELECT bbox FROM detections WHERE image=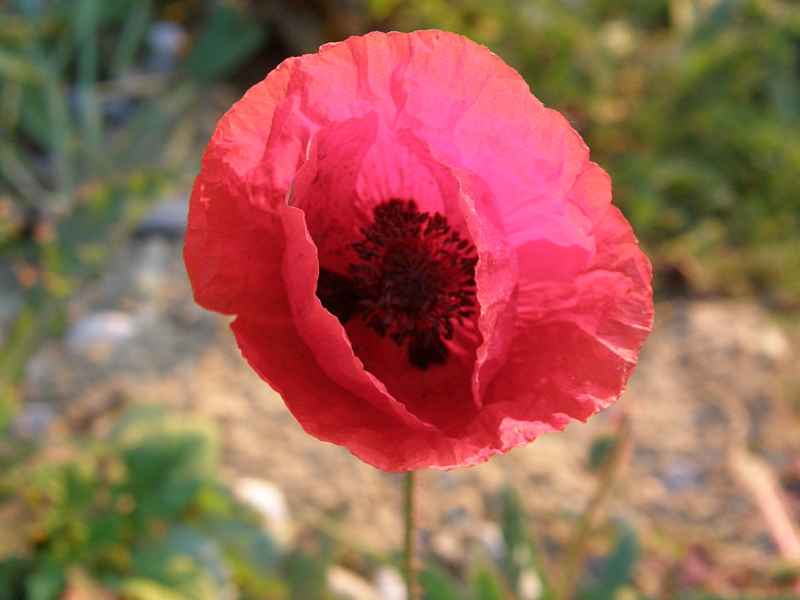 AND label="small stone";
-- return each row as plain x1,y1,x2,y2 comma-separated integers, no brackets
466,520,505,562
326,566,382,600
24,343,63,396
757,325,790,362
65,311,138,361
11,402,56,440
134,194,189,239
661,455,701,493
233,477,294,546
518,568,543,600
132,237,173,300
430,528,464,566
146,22,188,74
372,566,406,600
